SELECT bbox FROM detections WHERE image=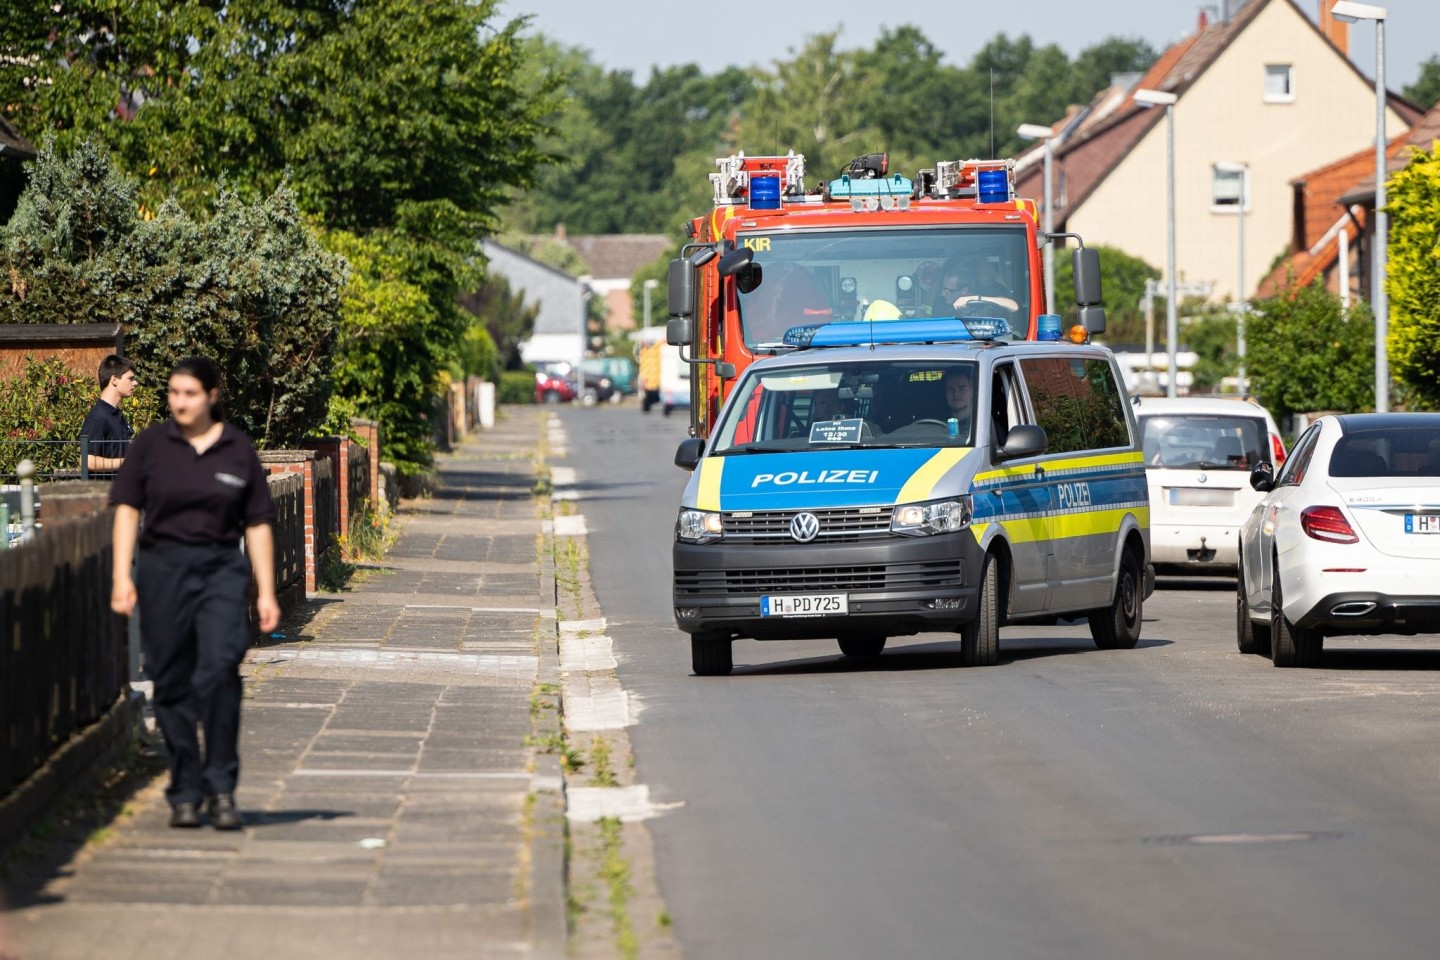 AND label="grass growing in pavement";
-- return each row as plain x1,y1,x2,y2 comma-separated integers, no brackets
589,736,618,788
598,816,639,960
